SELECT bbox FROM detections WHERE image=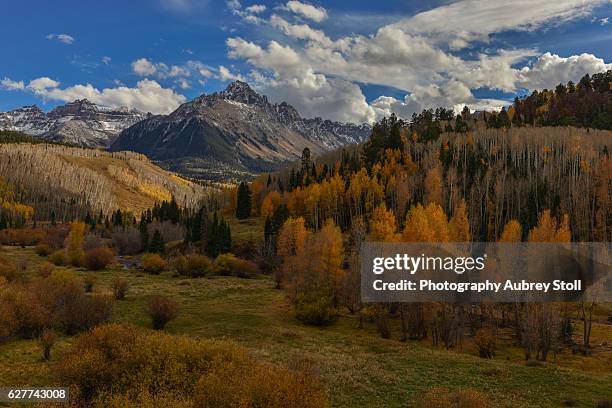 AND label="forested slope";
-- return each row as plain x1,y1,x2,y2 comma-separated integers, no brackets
0,143,213,223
